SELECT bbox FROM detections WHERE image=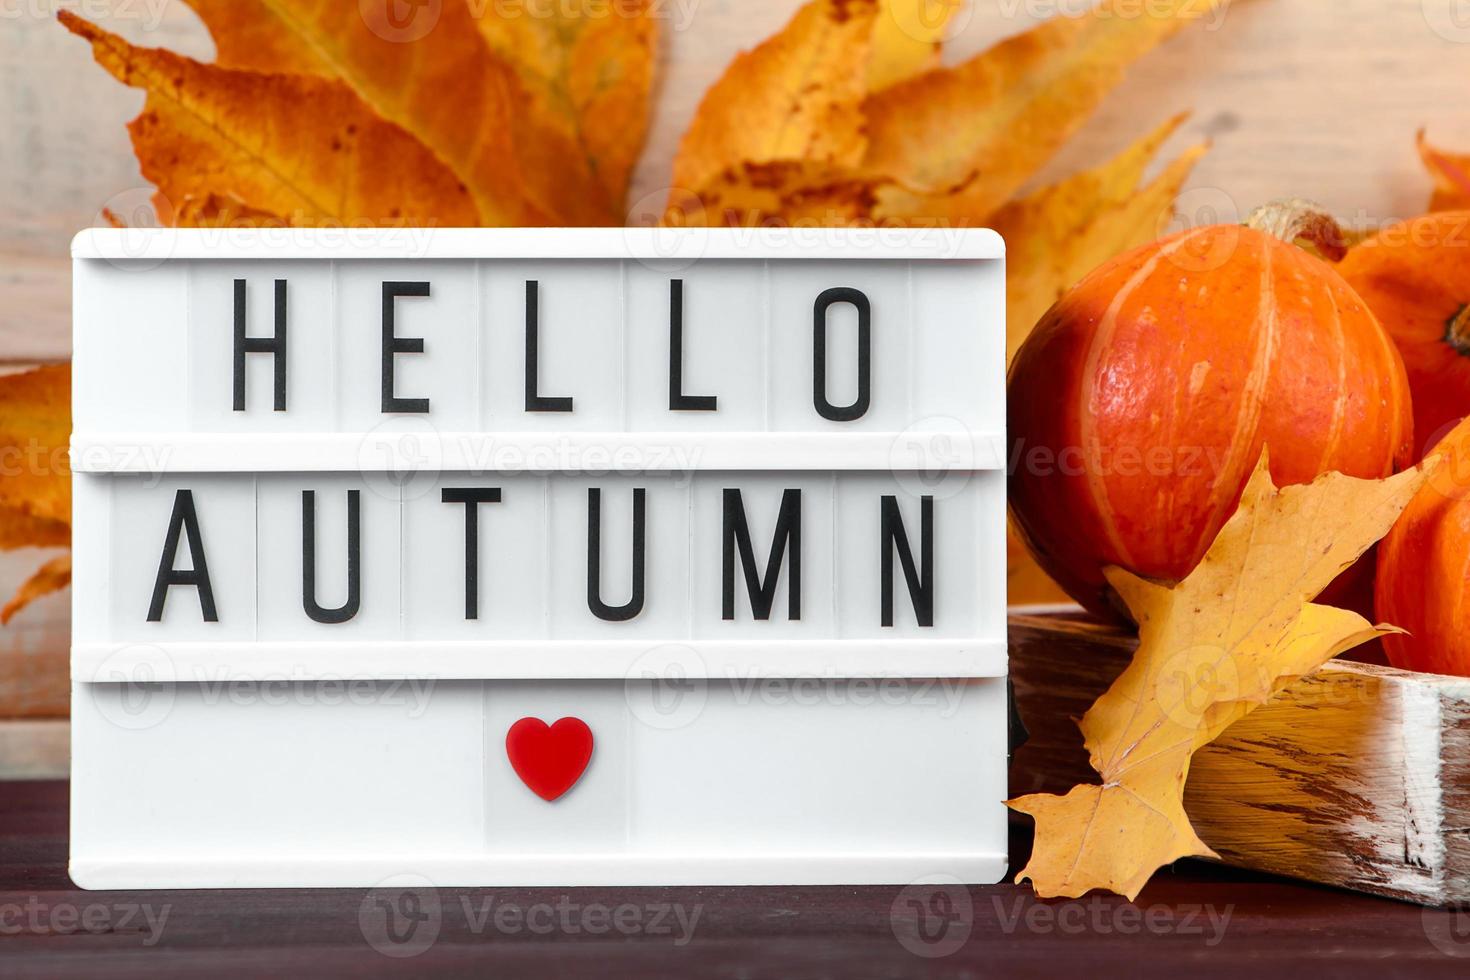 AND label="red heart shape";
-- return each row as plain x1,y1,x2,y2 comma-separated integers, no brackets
505,717,594,802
